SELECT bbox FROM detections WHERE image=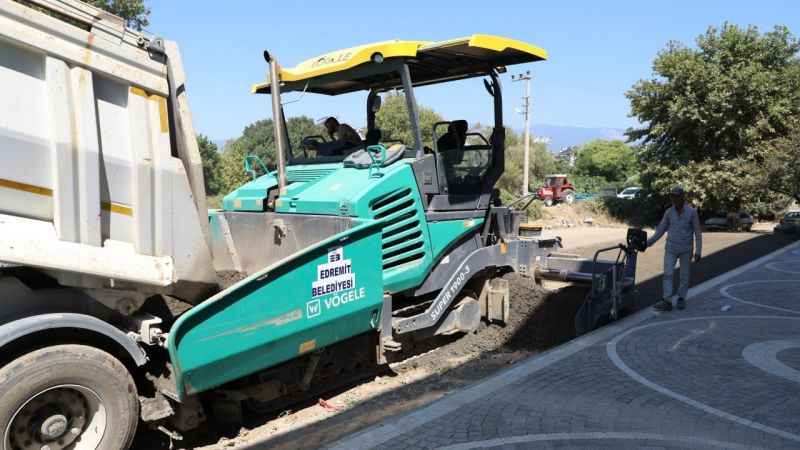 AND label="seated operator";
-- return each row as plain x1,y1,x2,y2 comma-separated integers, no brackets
314,117,363,156
436,120,468,152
